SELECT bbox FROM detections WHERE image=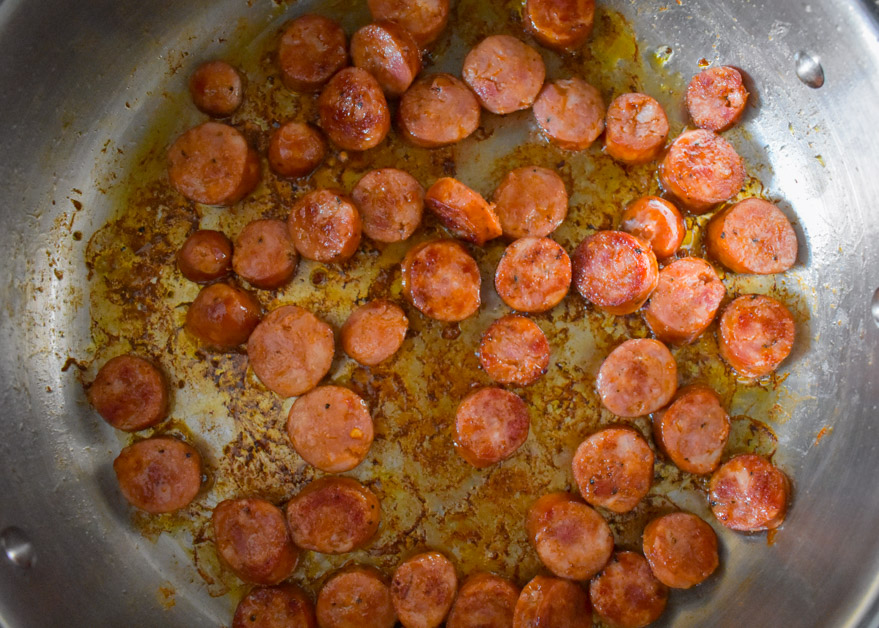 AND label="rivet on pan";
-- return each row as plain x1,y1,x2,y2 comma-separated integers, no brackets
872,288,879,328
1,527,36,569
794,51,825,88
